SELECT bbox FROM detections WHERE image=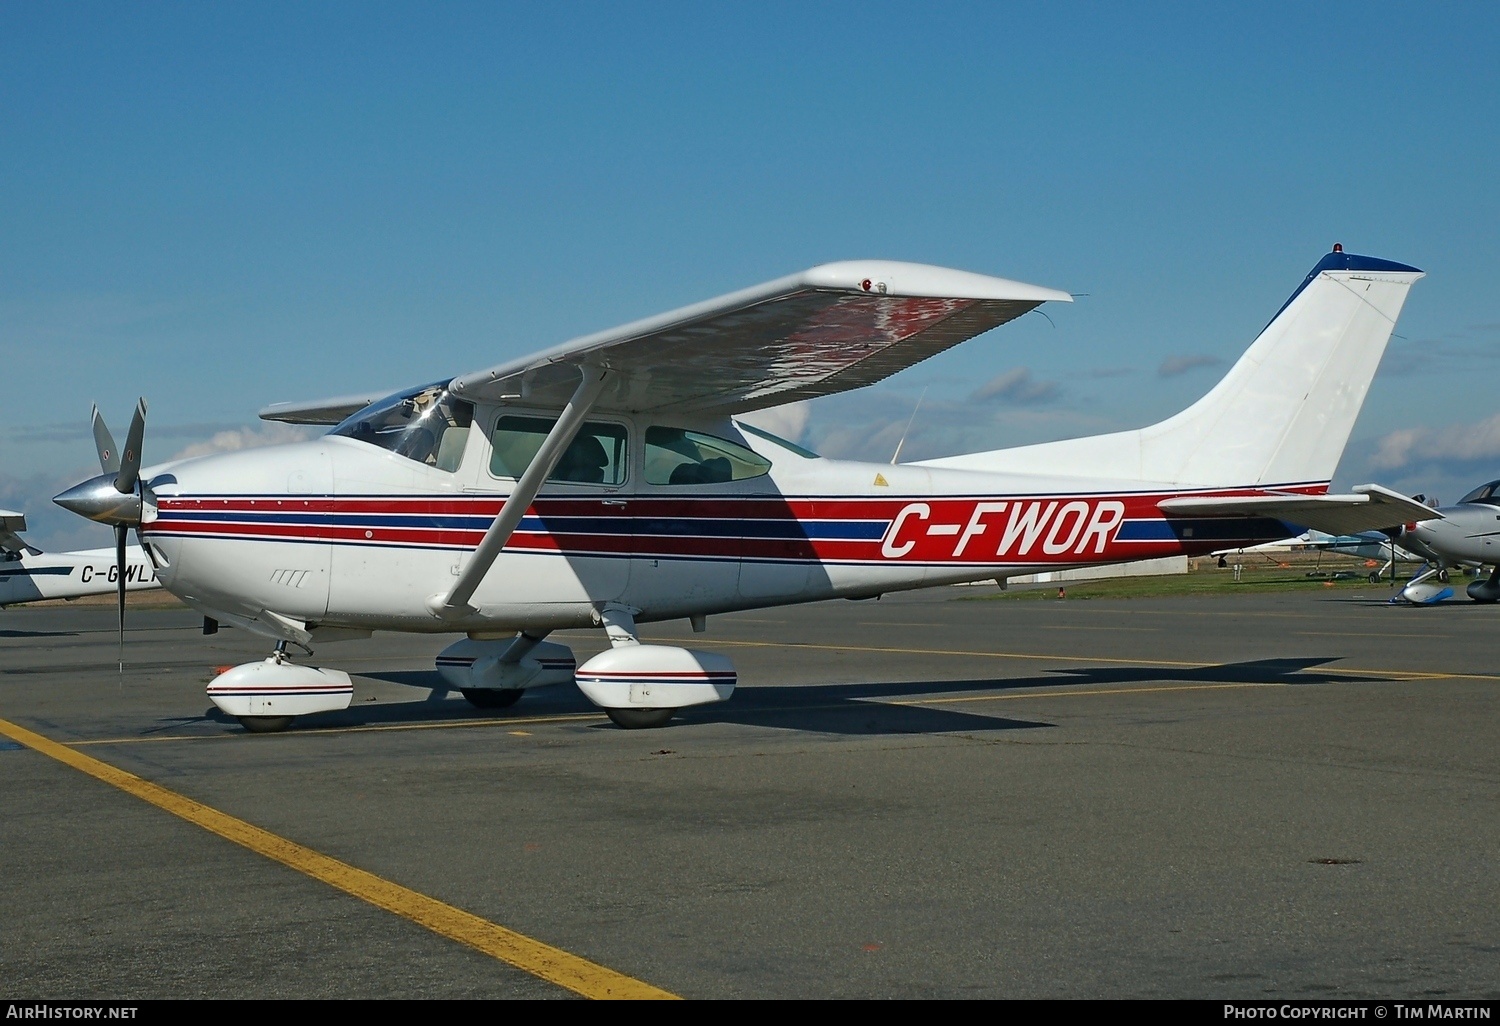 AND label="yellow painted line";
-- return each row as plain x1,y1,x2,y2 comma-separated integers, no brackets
0,716,676,1000
67,732,239,747
855,621,959,628
1293,631,1447,639
58,663,1497,750
886,681,1284,706
989,606,1378,620
1033,625,1162,632
654,635,1500,683
68,711,608,746
651,635,1210,667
